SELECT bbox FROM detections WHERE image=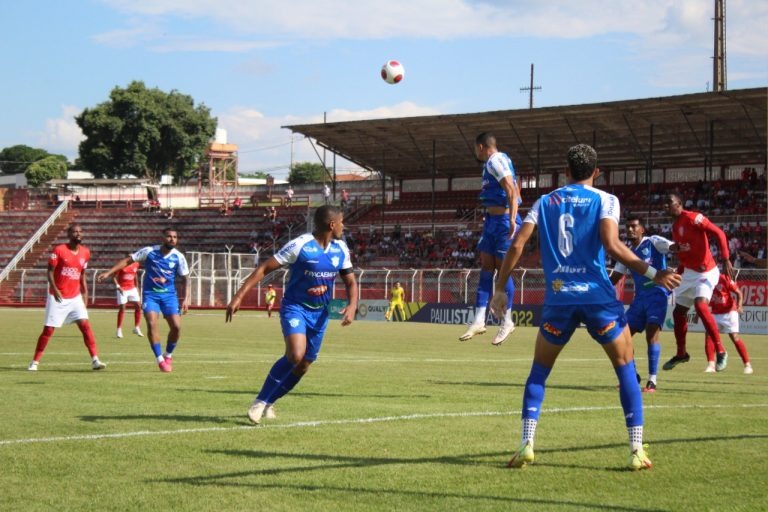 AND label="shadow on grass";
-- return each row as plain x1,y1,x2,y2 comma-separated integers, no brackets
174,388,432,400
428,379,768,397
78,414,241,424
159,447,672,511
